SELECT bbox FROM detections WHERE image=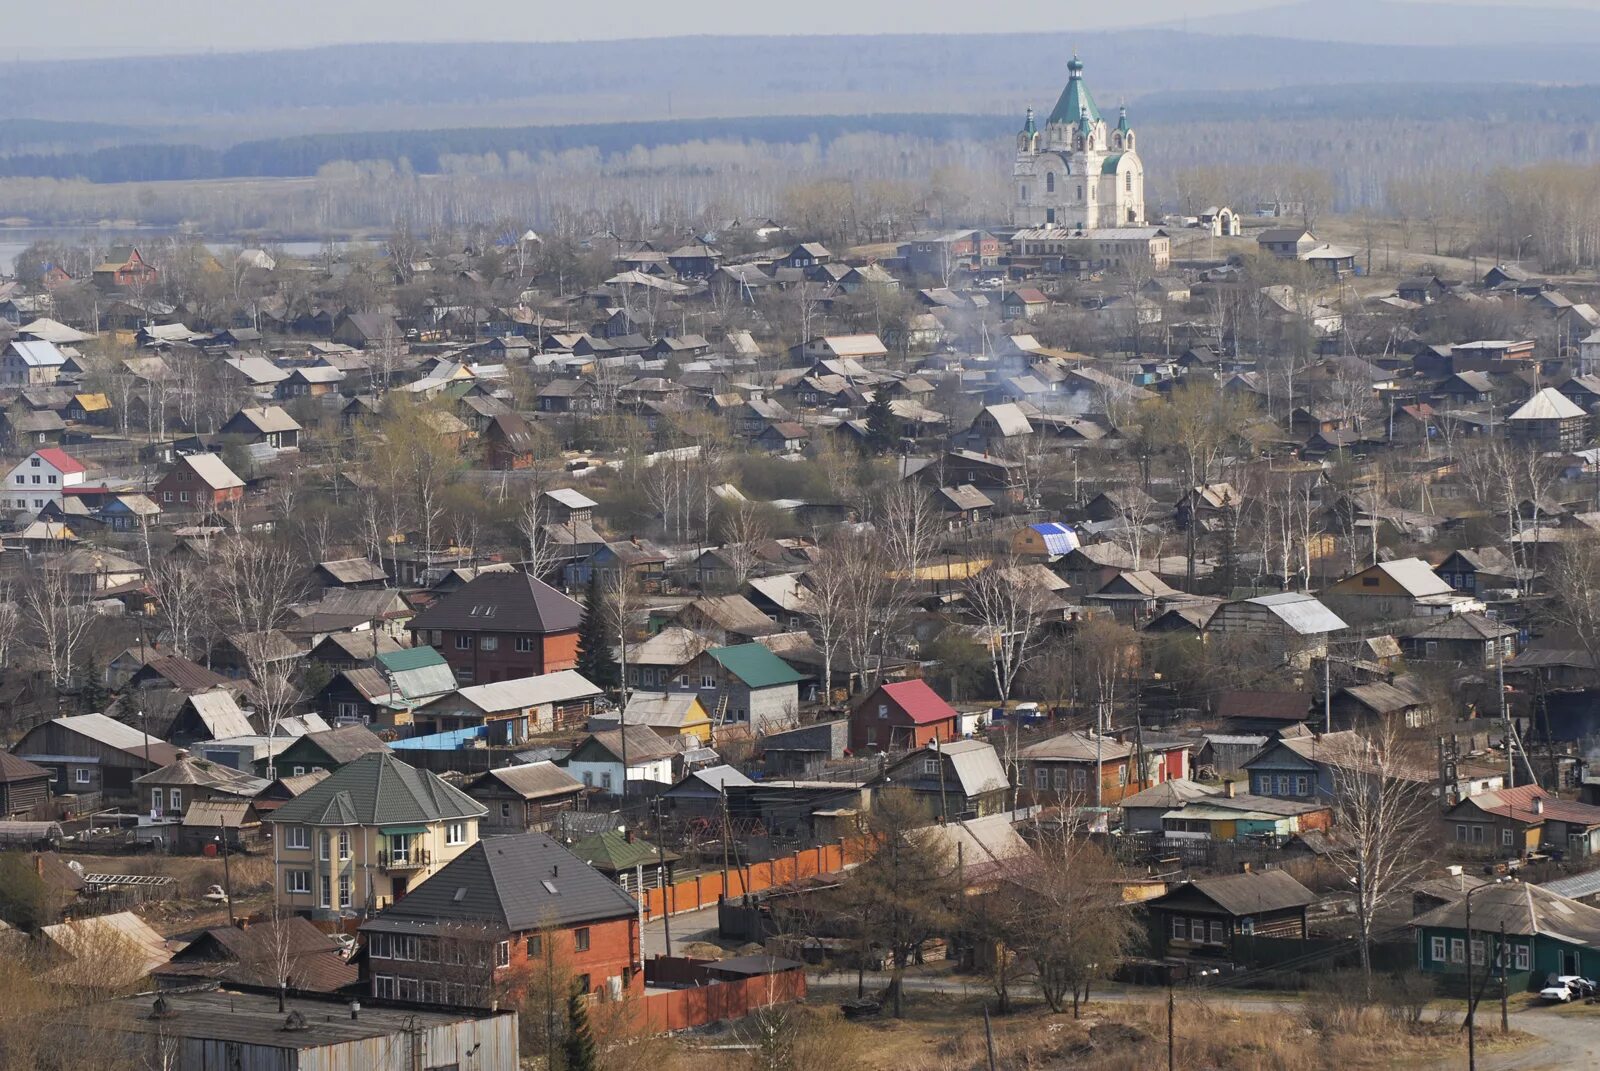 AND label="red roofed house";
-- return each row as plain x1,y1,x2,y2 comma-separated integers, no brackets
850,679,959,753
1442,784,1600,860
3,447,86,513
